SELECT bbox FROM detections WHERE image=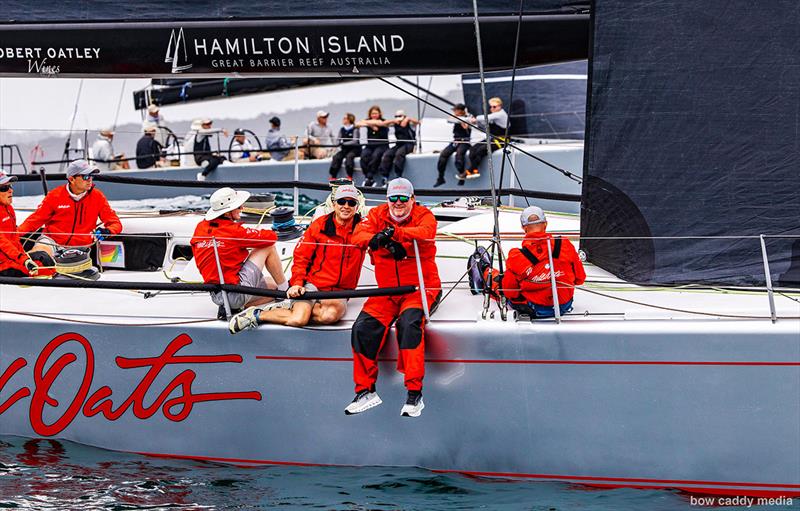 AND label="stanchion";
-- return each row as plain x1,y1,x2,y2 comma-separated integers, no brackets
413,240,430,320
211,237,232,320
546,234,561,324
759,234,777,323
